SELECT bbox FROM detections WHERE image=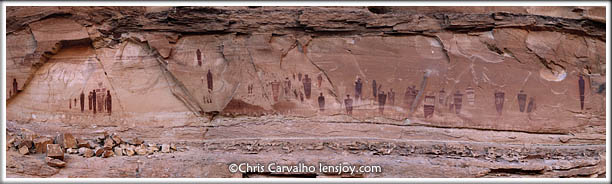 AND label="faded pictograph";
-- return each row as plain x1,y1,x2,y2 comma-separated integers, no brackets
372,80,377,98
388,88,395,106
318,92,325,112
378,89,387,114
354,77,363,102
303,74,312,99
438,88,446,105
453,90,463,114
317,74,323,88
404,85,418,109
527,97,536,113
344,94,353,115
517,90,527,112
579,75,585,110
207,69,213,92
494,90,505,116
271,80,281,102
423,95,435,118
465,86,475,105
196,49,202,66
